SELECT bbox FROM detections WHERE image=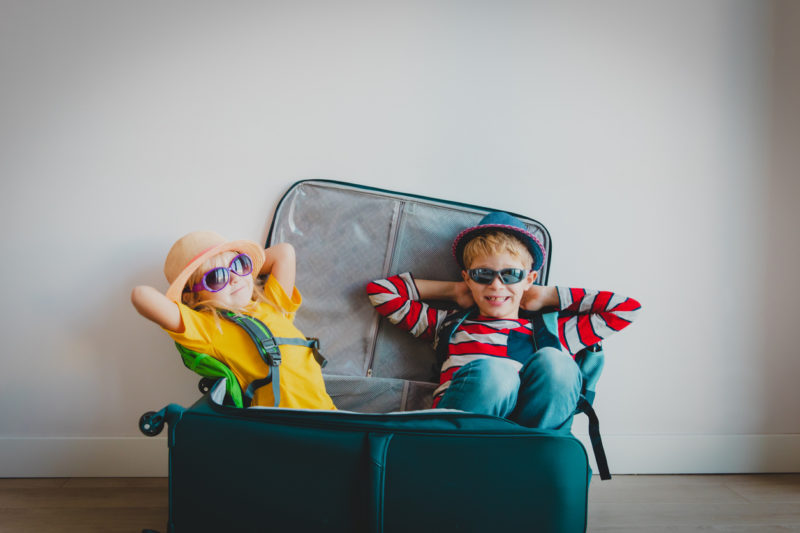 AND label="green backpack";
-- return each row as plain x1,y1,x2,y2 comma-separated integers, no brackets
176,311,325,408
